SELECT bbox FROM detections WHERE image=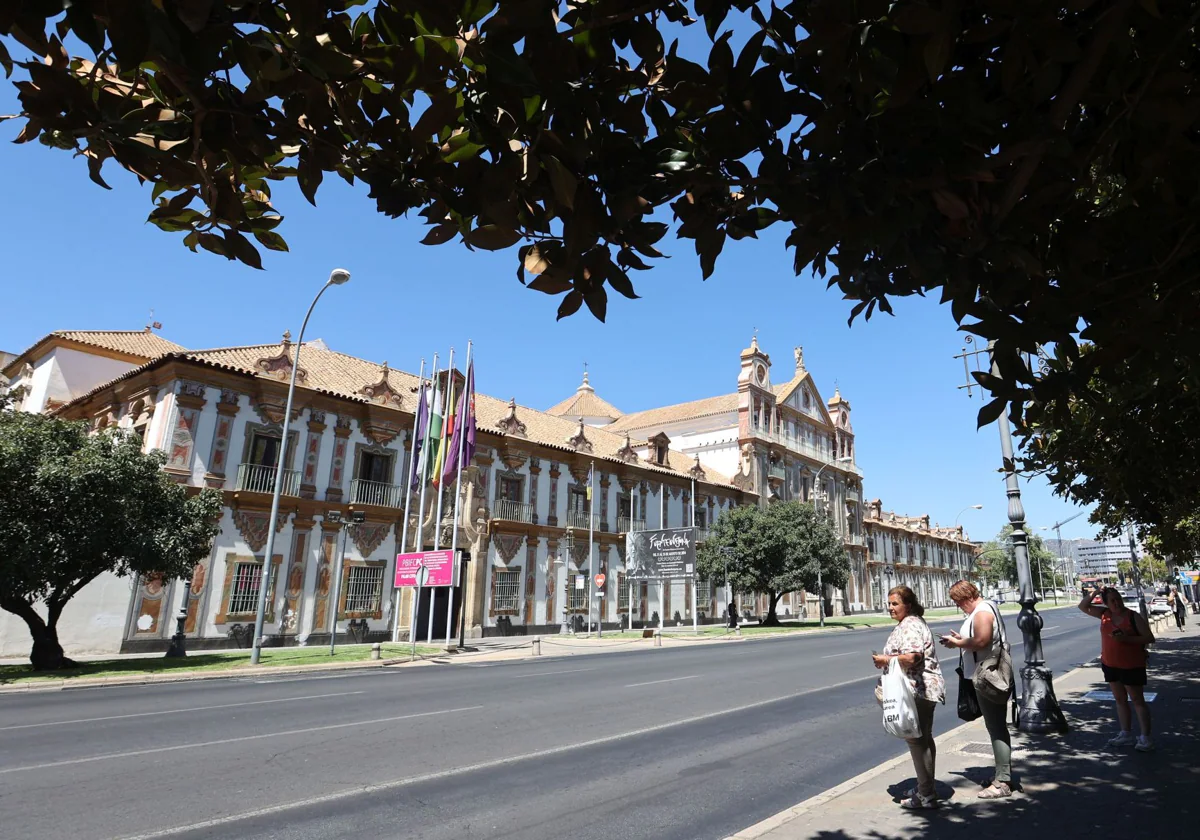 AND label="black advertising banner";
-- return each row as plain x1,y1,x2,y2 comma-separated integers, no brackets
625,528,697,579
